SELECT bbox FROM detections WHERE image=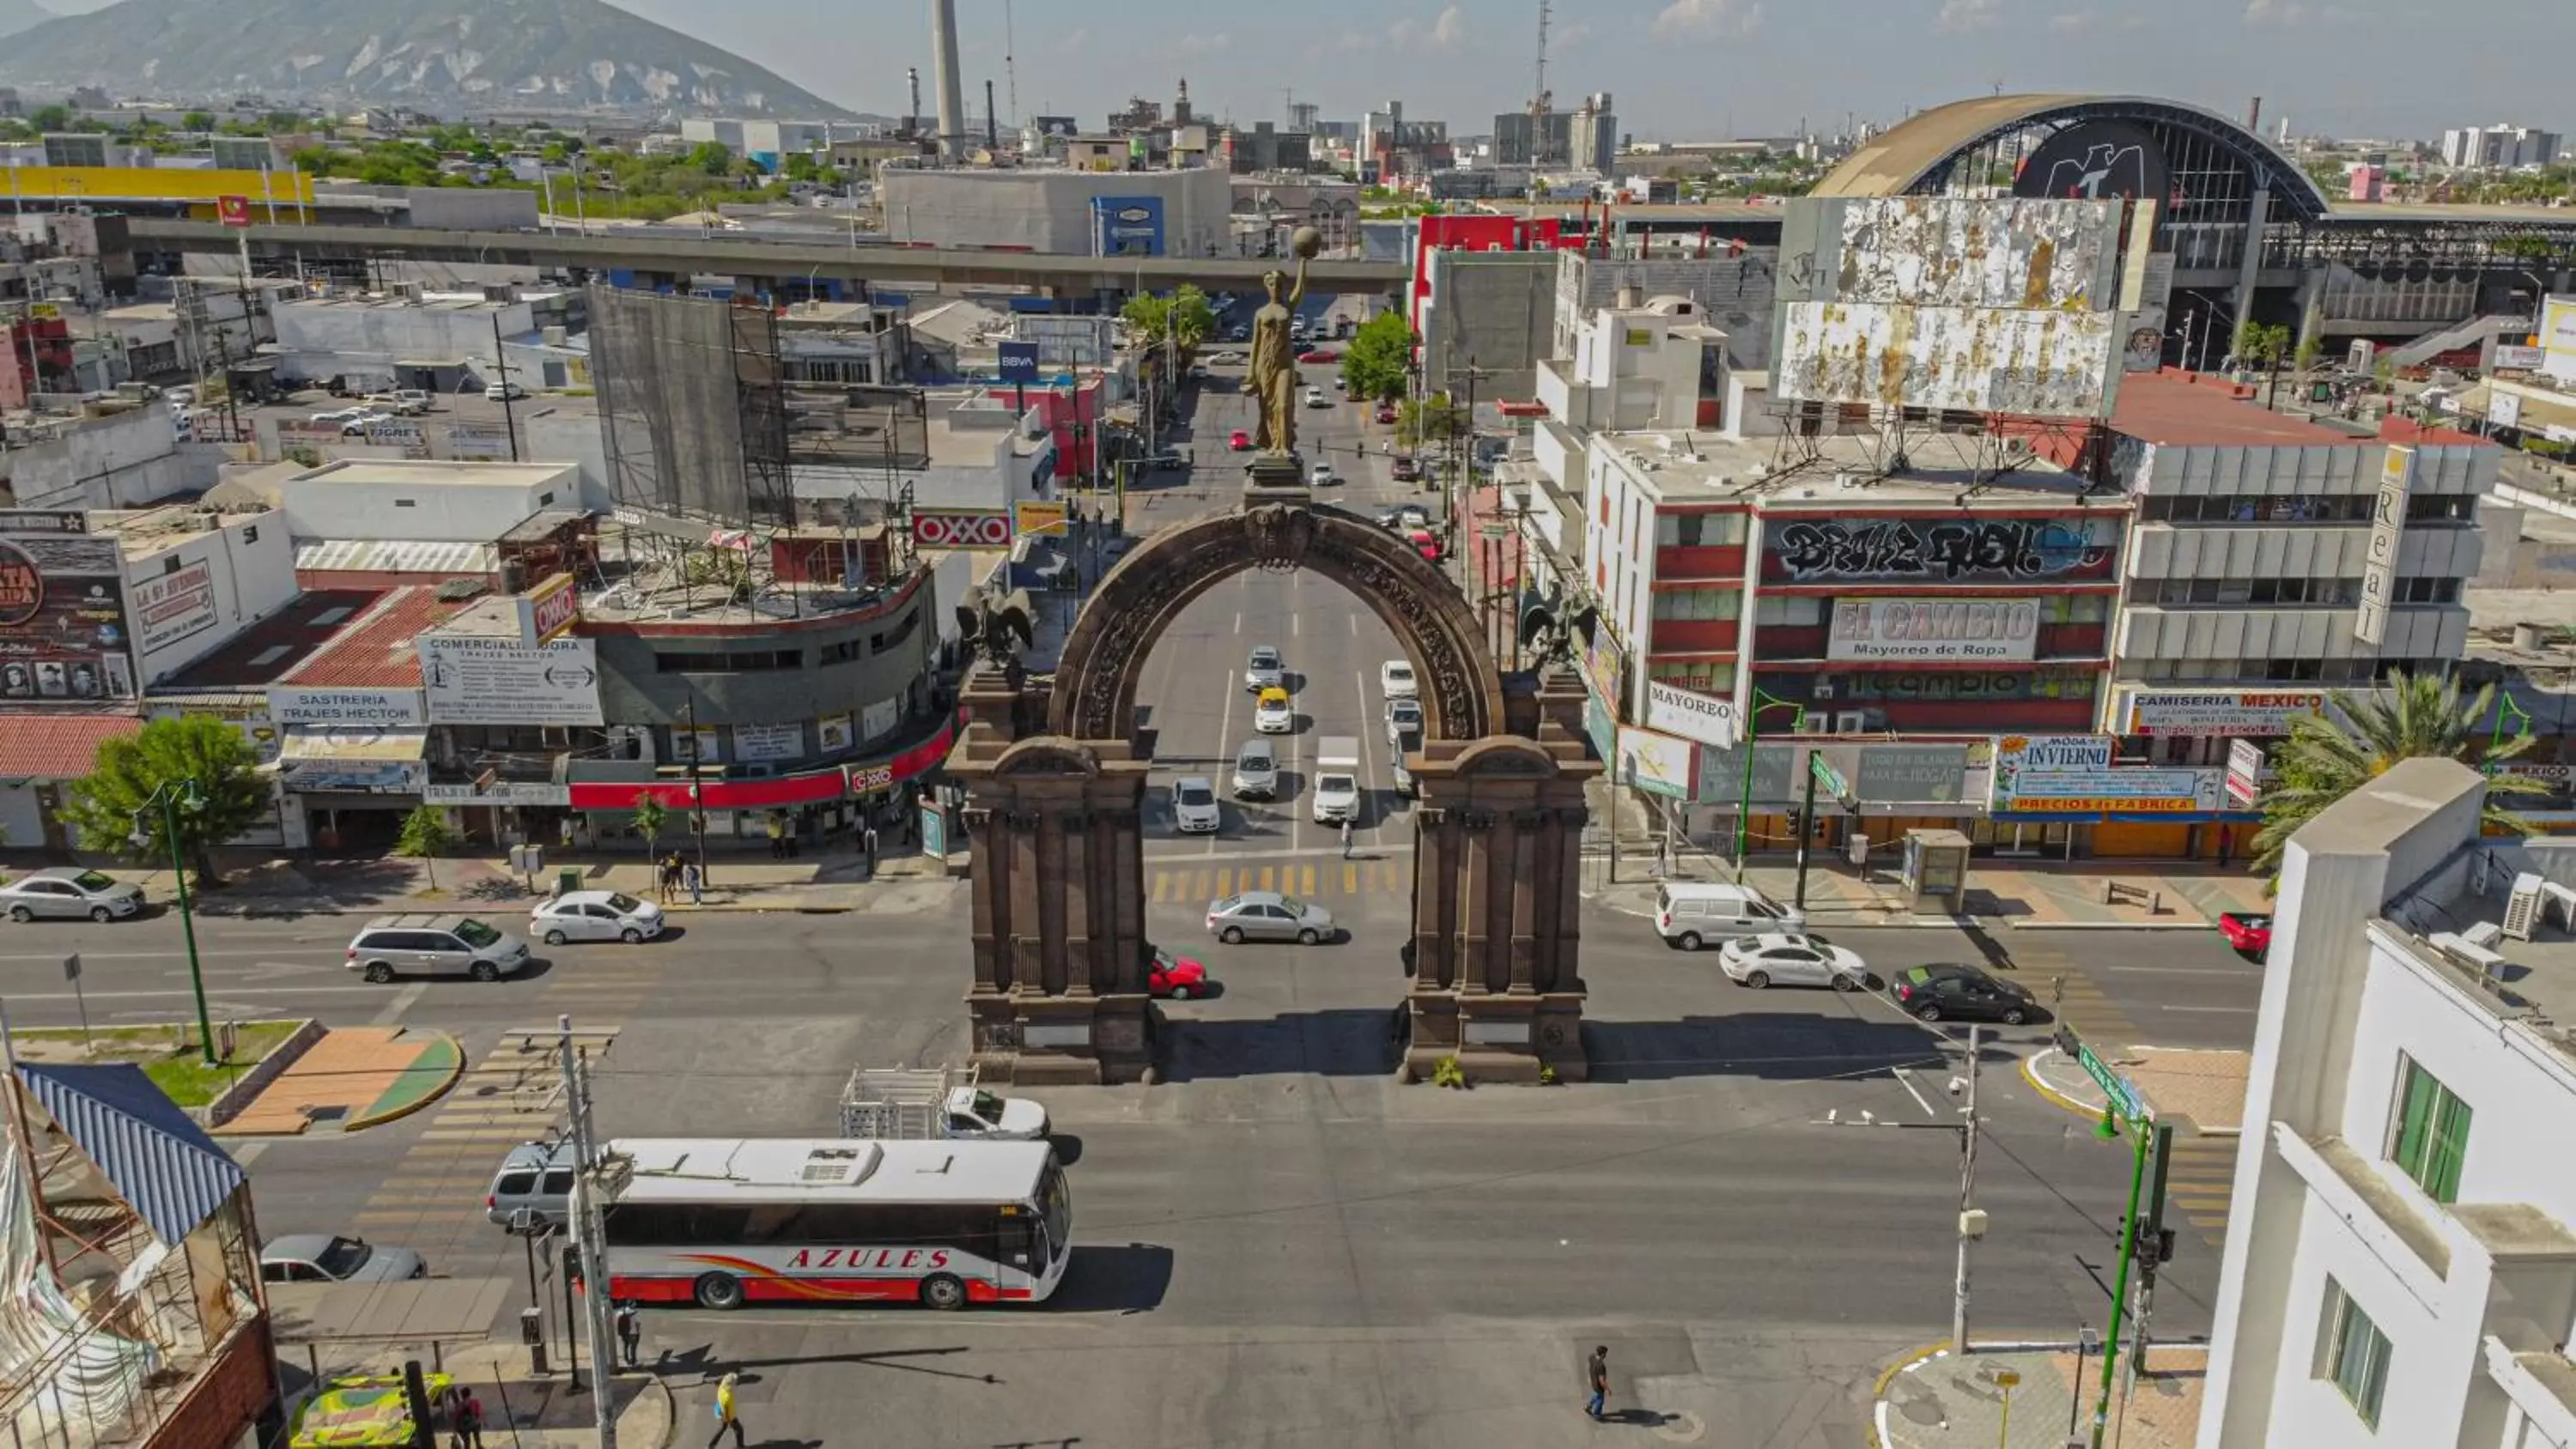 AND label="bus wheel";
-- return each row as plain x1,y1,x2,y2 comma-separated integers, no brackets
919,1273,969,1311
693,1273,745,1311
